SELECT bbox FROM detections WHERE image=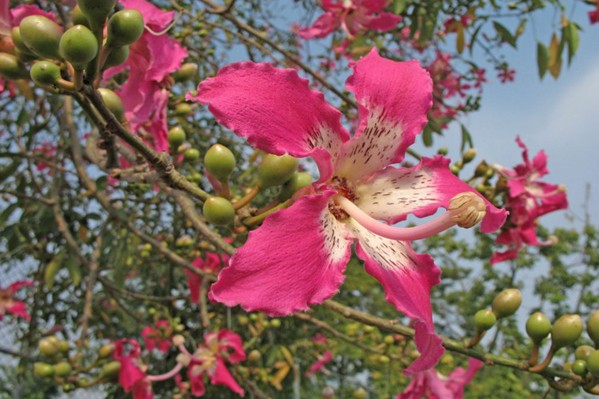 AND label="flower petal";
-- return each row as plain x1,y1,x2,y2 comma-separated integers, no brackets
366,13,402,31
217,329,246,364
297,11,340,39
210,357,244,396
350,220,444,374
189,62,349,181
336,49,432,180
354,156,507,232
209,192,352,316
